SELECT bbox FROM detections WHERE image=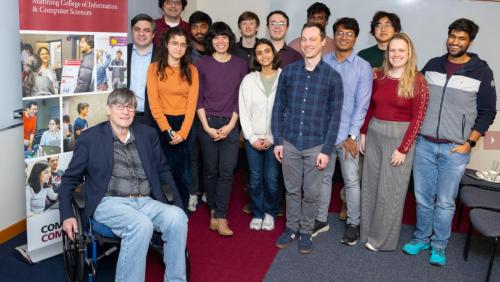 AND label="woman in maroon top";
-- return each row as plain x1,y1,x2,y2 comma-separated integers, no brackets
359,33,429,251
196,22,247,236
